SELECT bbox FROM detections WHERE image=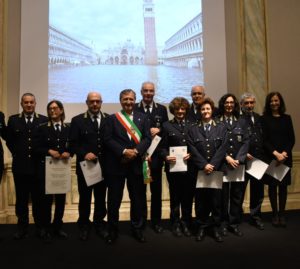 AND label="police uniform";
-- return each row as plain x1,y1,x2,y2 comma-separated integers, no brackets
6,112,48,234
34,121,71,235
69,111,108,236
160,118,195,234
241,112,266,224
188,120,227,235
134,101,168,229
218,116,249,231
